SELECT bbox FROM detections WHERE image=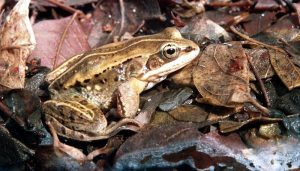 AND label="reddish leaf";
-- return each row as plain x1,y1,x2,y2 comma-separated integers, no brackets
29,16,90,69
88,0,162,47
242,12,277,36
